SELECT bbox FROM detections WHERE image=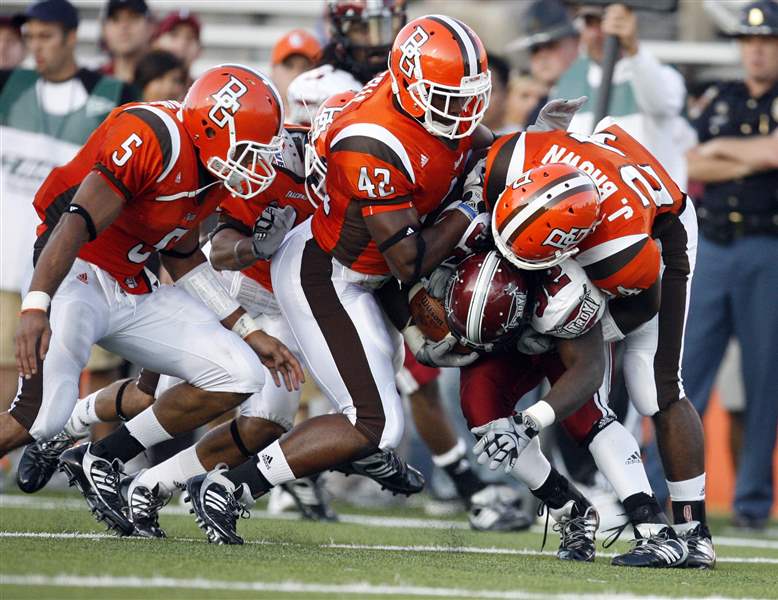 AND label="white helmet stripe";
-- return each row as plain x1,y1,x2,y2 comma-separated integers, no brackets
575,234,649,267
429,14,478,77
498,174,595,242
465,250,500,344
